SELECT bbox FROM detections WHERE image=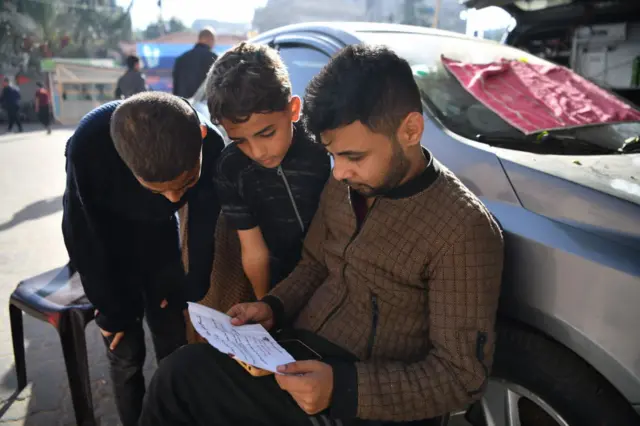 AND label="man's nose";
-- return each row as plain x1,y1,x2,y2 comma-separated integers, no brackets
332,162,351,182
